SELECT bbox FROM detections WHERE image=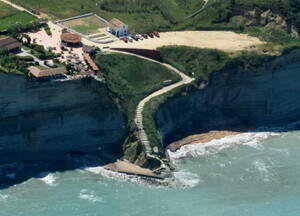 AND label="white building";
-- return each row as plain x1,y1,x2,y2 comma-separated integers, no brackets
107,18,128,38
